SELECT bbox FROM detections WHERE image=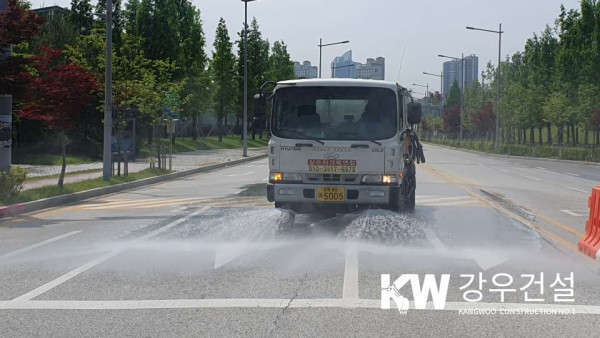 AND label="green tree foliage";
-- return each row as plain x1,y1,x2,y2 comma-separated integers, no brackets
211,18,236,142
69,0,93,34
237,18,269,124
268,40,295,82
